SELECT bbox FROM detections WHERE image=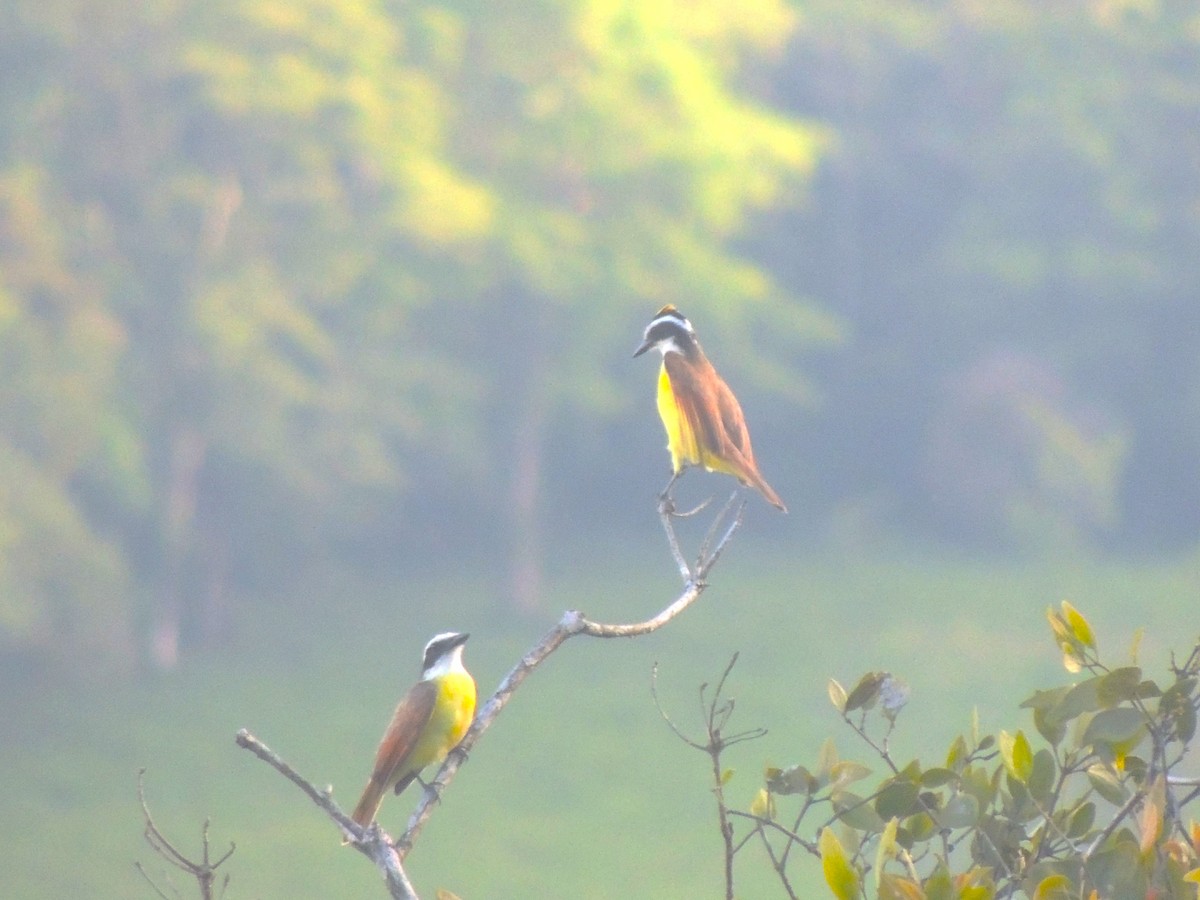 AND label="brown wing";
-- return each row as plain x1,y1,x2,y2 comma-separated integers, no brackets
663,352,724,463
665,352,756,468
665,351,787,512
712,372,755,464
350,680,437,828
